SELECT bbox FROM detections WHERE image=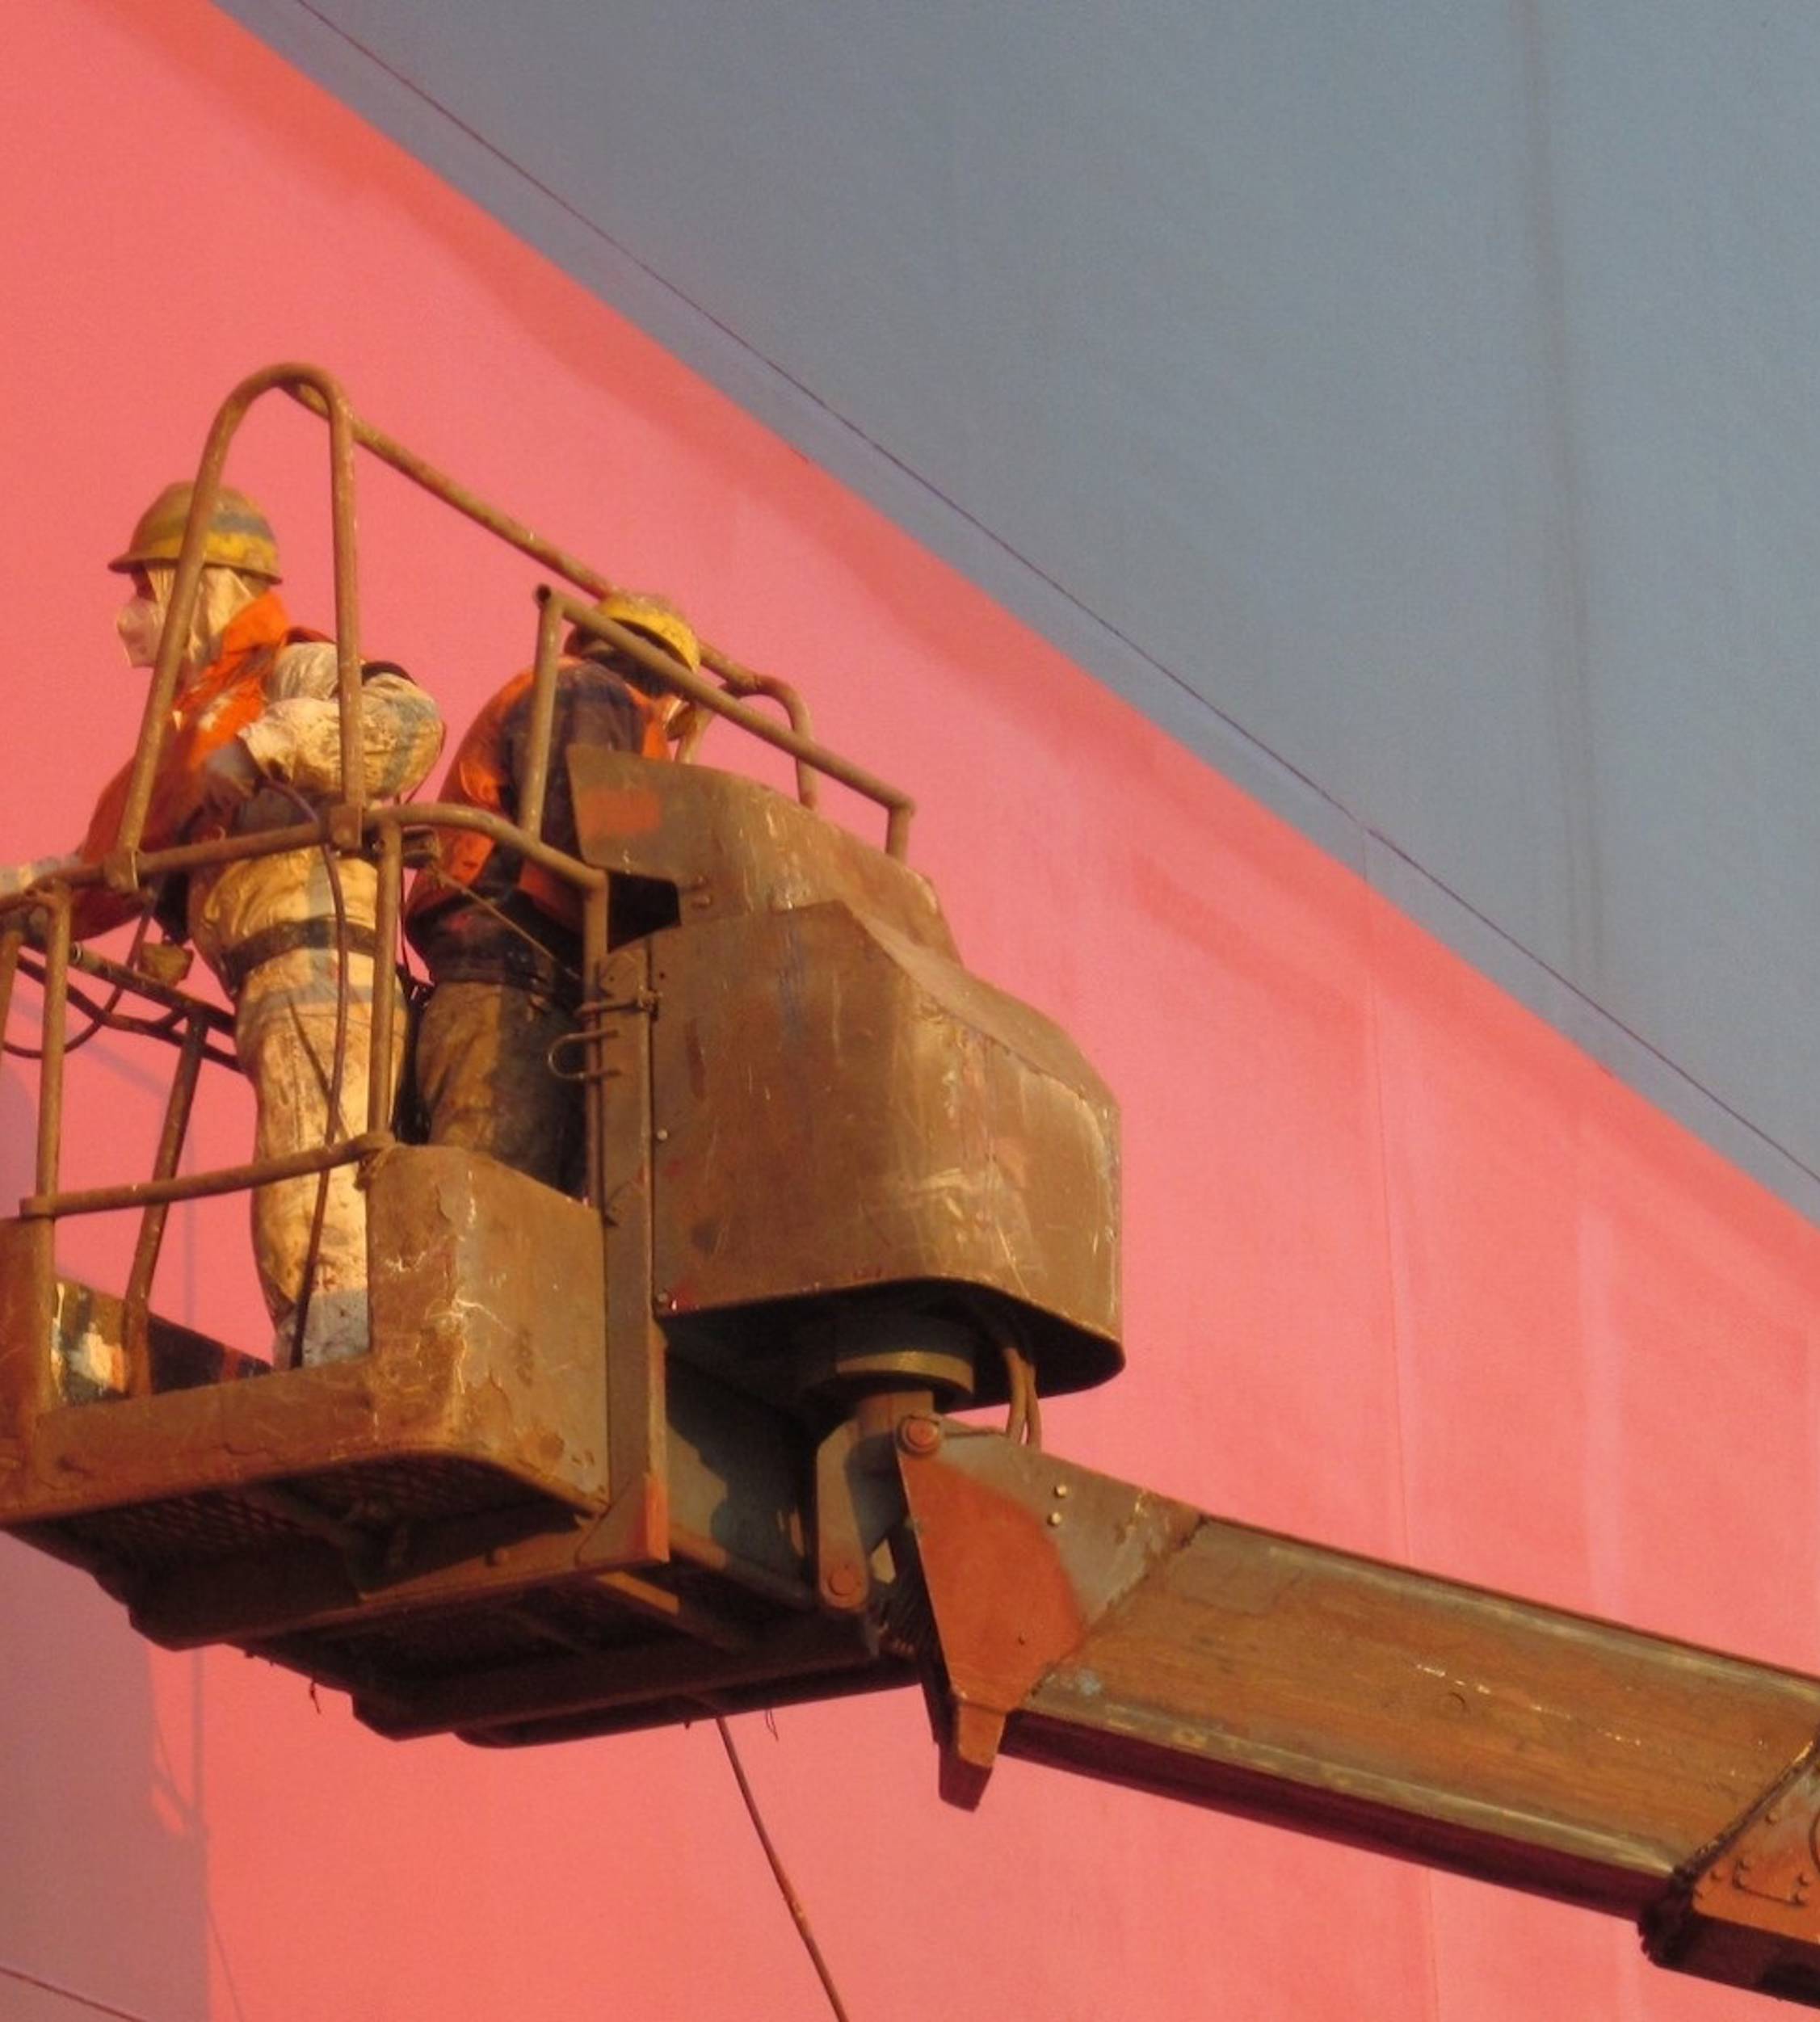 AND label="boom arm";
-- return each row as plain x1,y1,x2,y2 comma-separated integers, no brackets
896,1419,1820,2007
